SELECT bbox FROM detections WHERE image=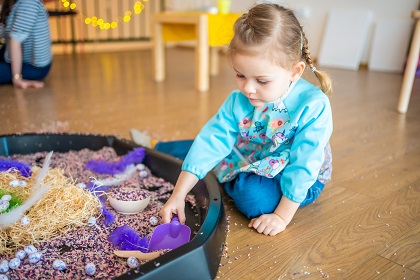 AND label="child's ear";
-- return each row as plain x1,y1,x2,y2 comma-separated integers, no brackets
290,61,306,82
